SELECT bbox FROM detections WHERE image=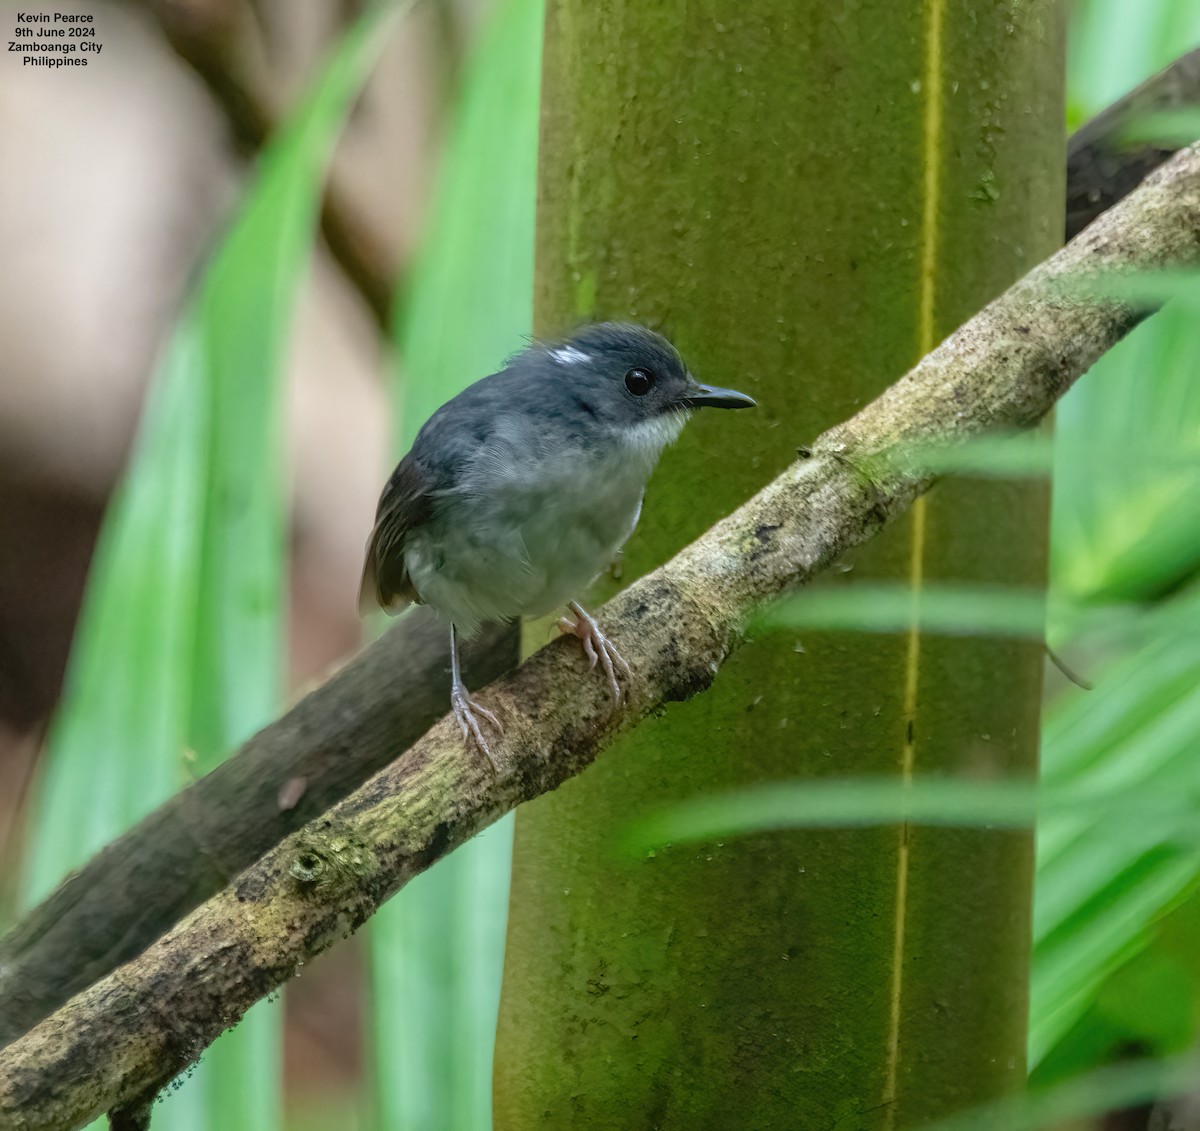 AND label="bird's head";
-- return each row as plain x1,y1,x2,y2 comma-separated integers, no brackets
540,323,756,449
